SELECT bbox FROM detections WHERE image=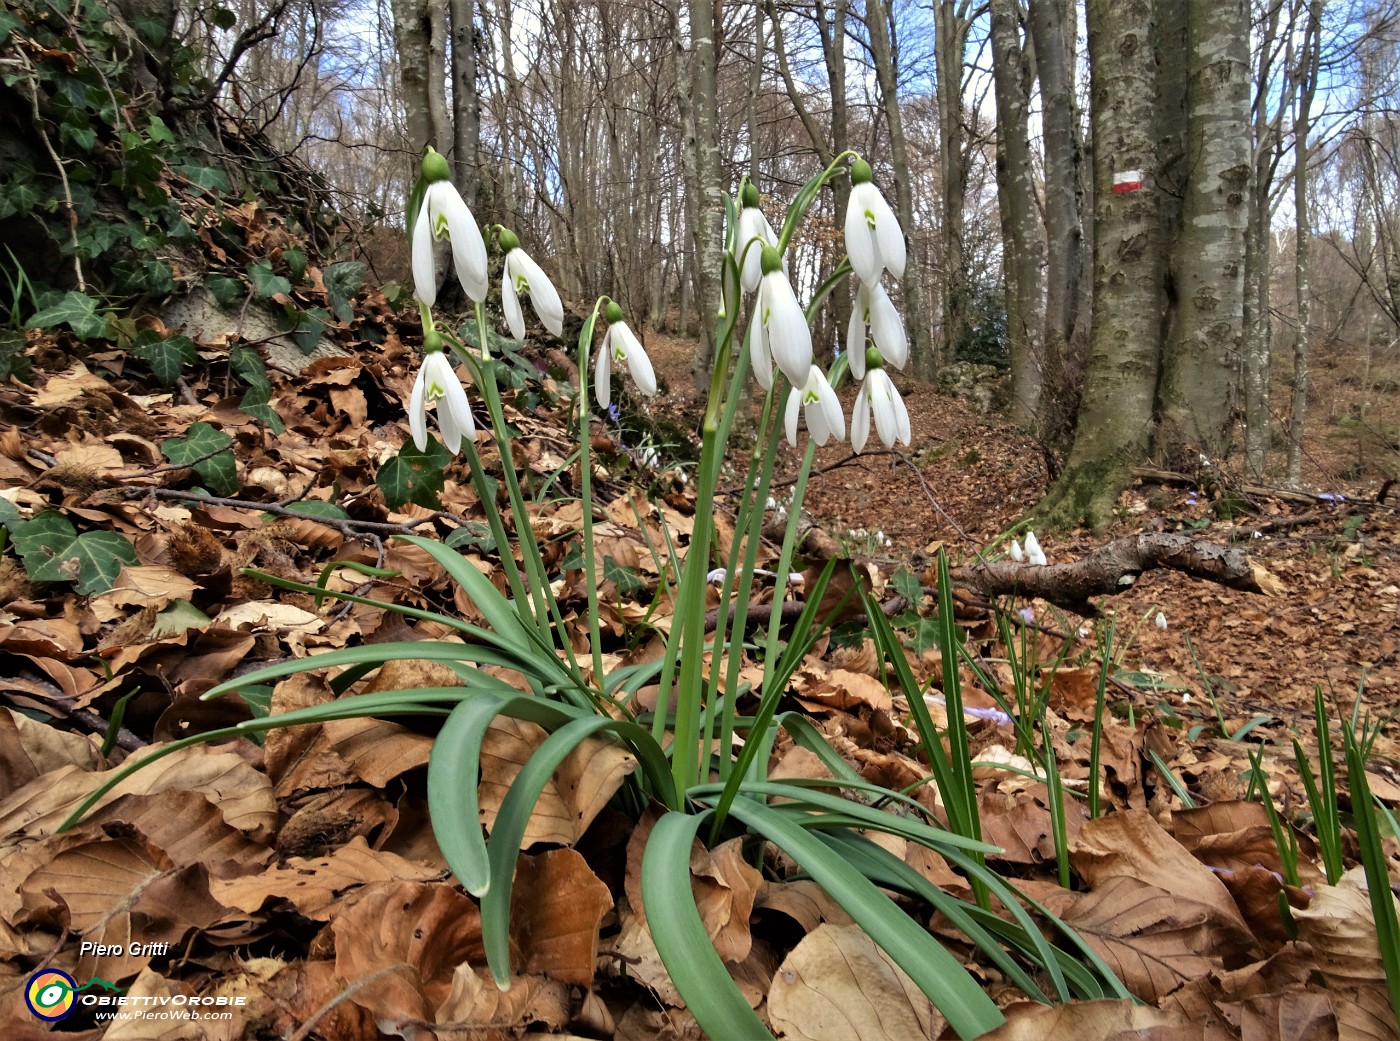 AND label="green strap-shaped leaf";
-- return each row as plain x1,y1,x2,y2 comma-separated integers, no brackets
428,693,511,896
719,796,1005,1039
643,811,774,1041
480,715,617,987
